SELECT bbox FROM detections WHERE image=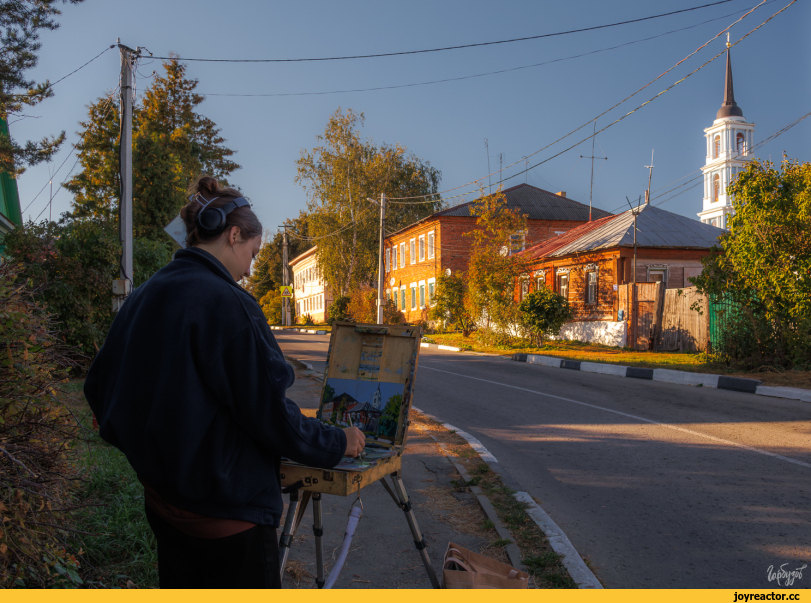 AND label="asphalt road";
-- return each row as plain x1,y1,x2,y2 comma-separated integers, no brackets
275,331,811,589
